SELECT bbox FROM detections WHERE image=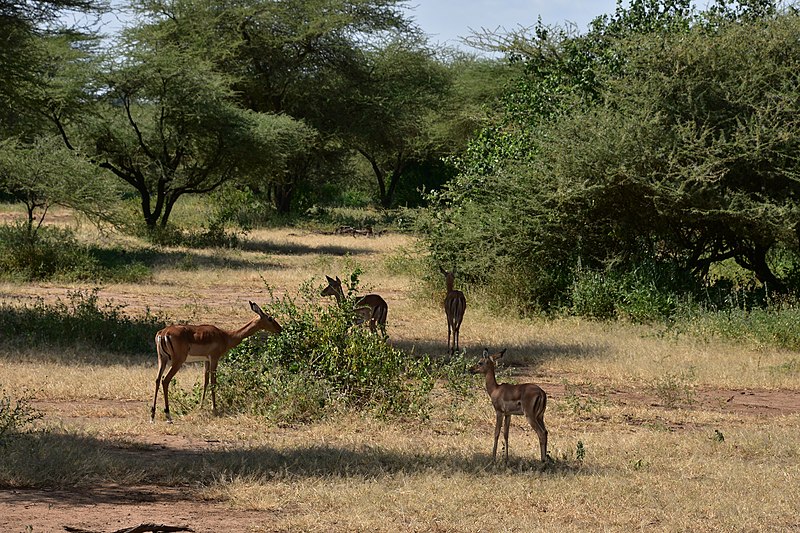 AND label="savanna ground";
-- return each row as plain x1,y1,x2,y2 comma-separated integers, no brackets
0,206,799,532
